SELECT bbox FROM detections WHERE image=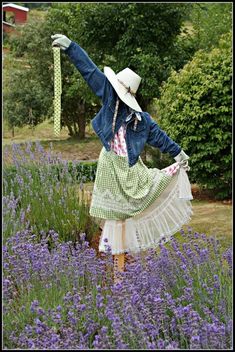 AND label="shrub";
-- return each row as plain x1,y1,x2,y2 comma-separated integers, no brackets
156,32,232,199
